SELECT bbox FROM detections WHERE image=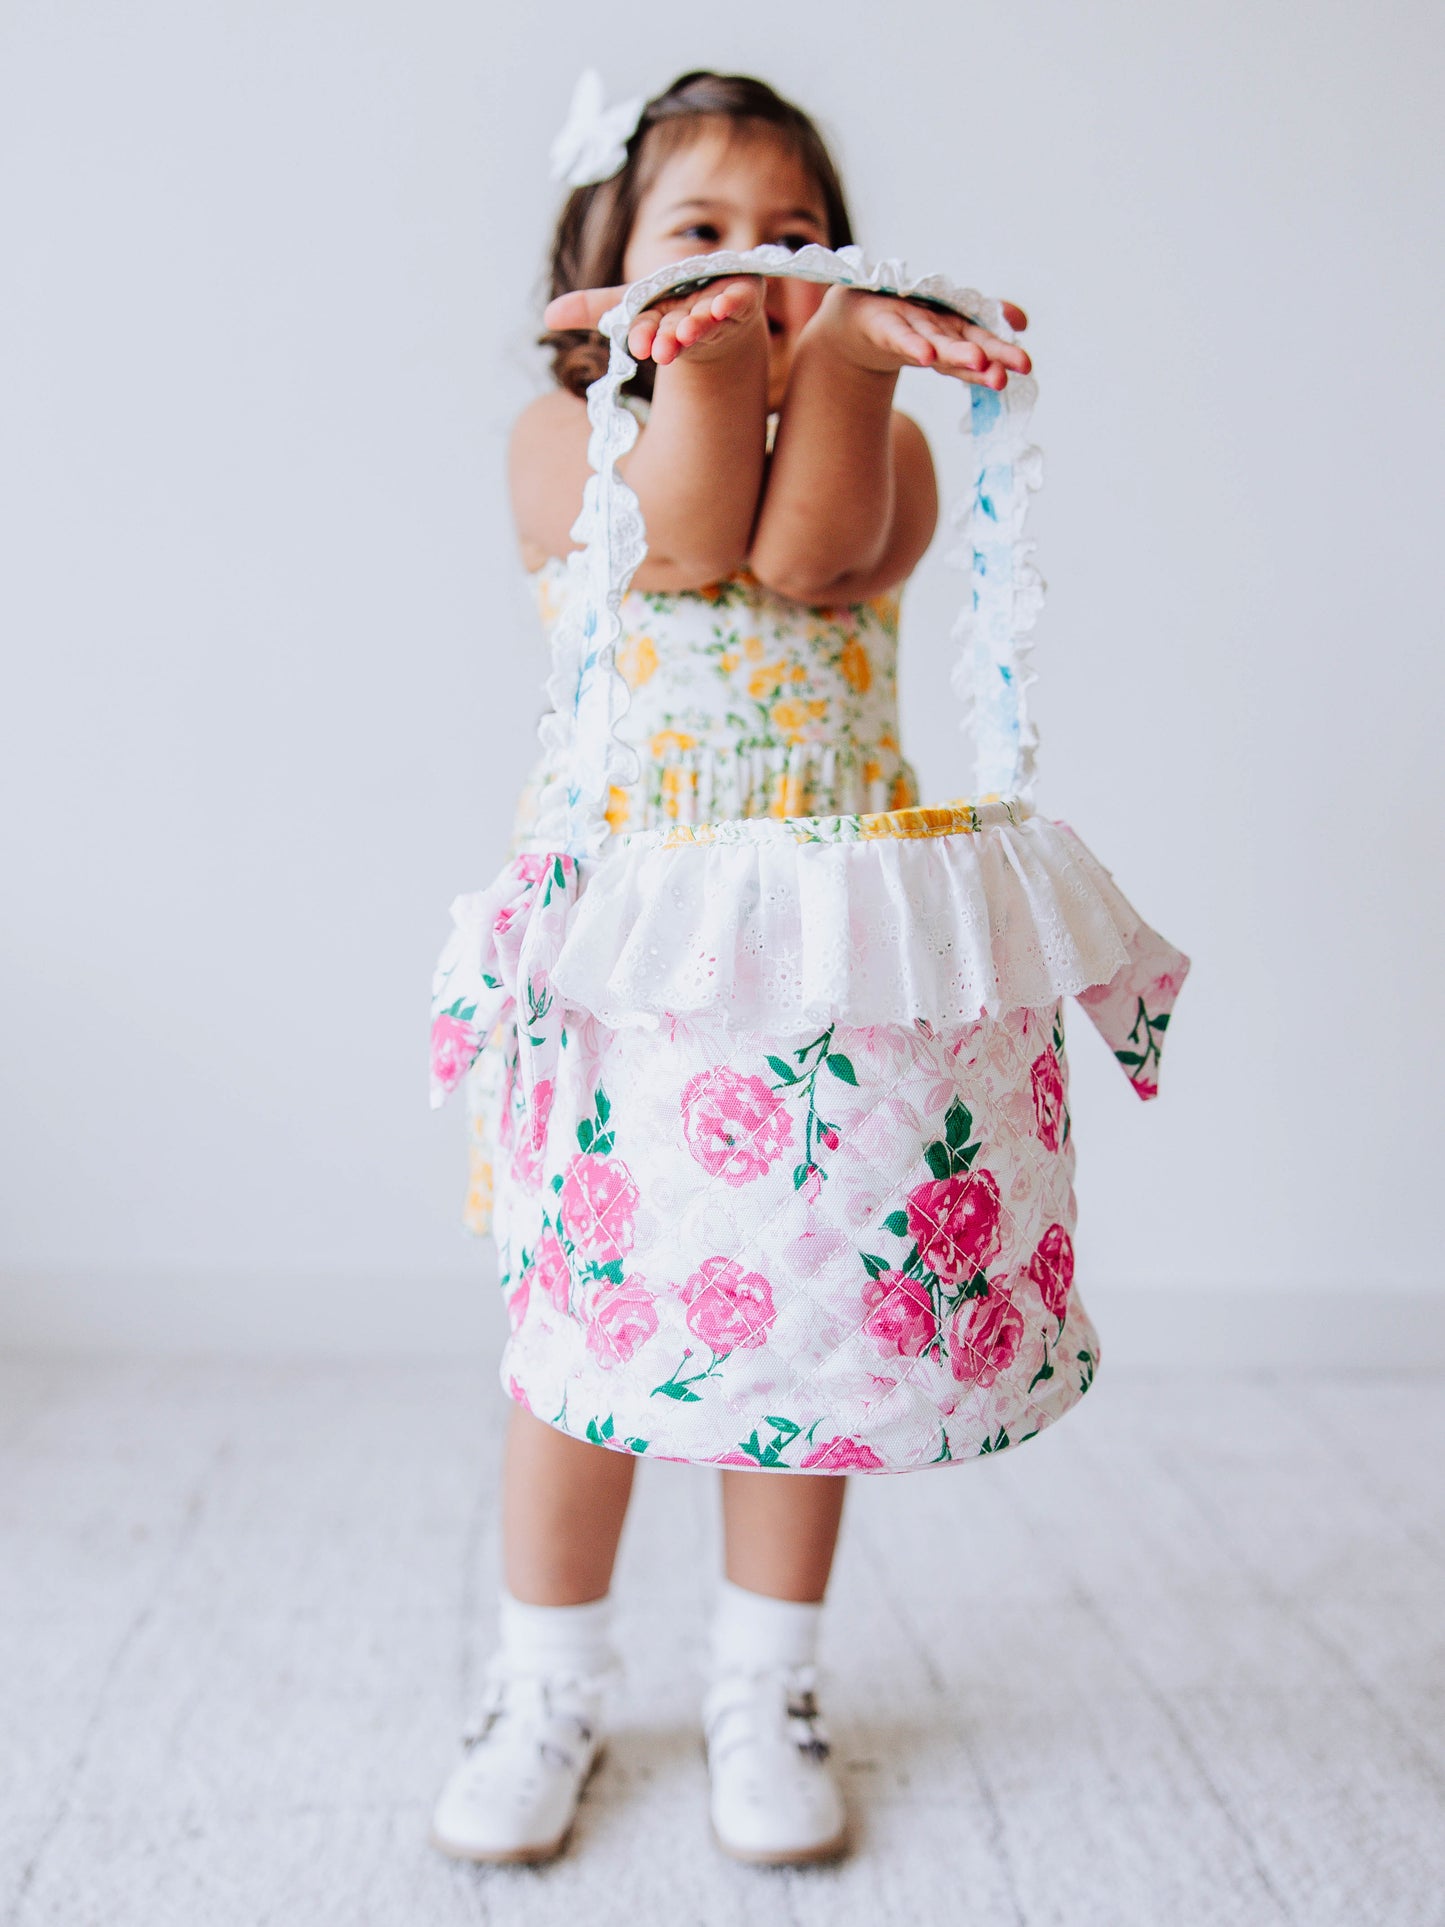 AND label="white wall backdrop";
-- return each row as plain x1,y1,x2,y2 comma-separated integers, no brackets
3,0,1442,1354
